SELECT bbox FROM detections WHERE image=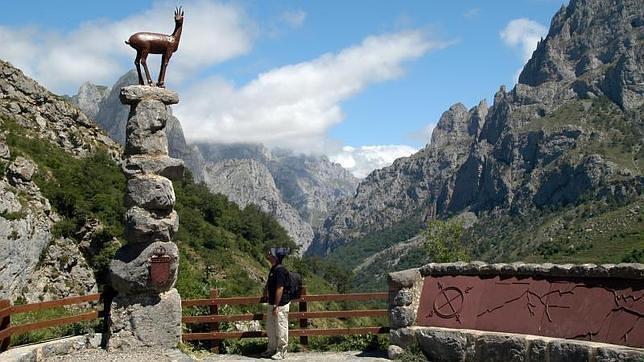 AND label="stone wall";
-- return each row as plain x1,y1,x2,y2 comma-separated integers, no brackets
387,262,644,361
